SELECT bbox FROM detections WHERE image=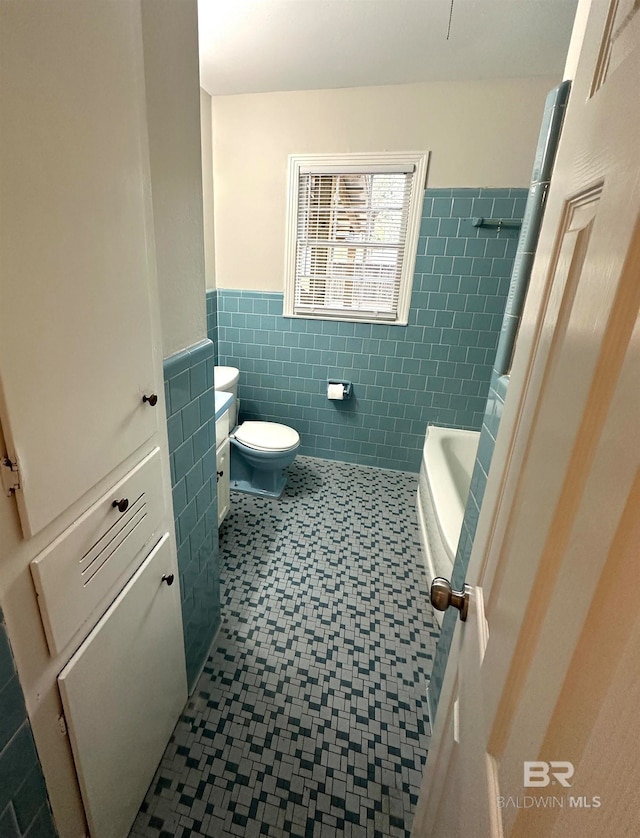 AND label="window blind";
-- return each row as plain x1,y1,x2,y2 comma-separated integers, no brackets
293,167,415,320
